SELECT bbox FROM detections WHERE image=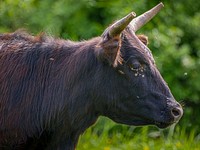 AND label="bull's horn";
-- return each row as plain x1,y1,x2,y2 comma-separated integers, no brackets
106,12,136,38
130,2,164,32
